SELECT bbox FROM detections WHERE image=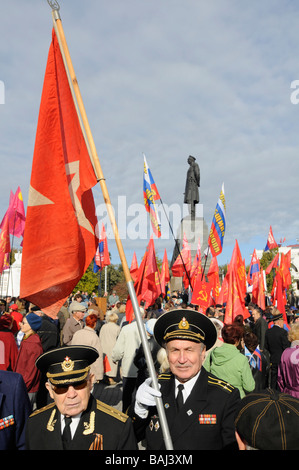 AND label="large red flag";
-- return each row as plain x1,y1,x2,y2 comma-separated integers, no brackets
224,241,249,323
280,251,291,290
20,30,98,318
191,277,212,313
272,271,287,322
0,216,11,274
